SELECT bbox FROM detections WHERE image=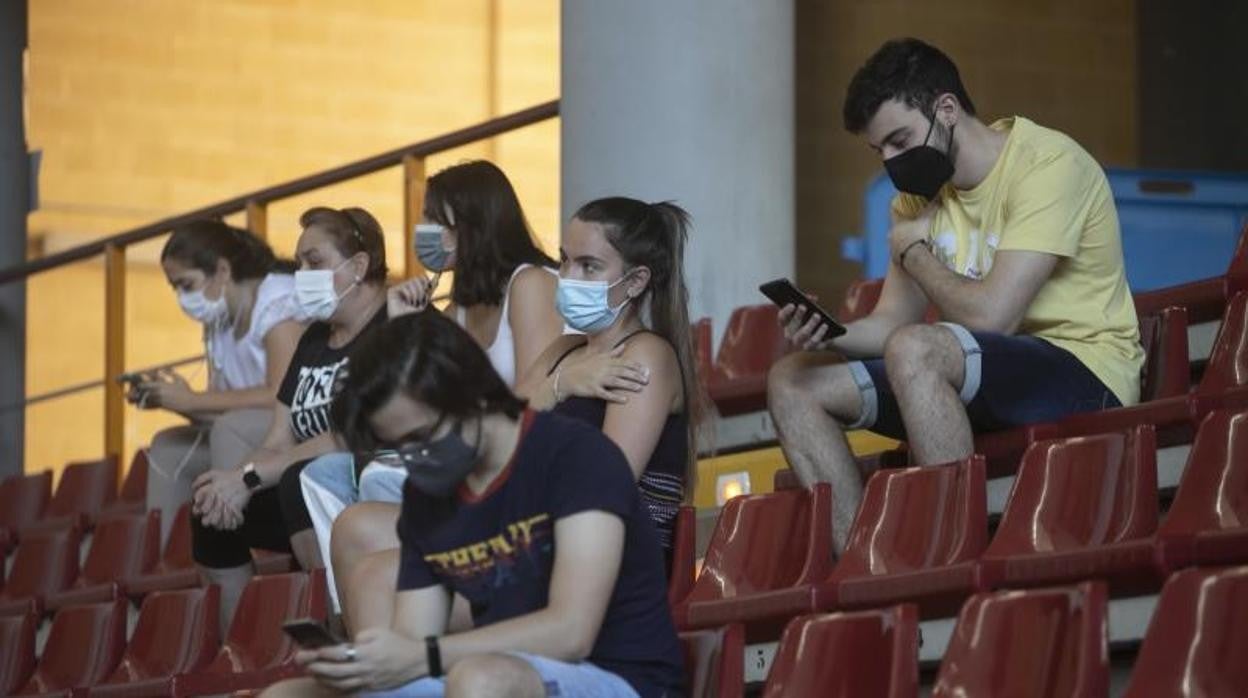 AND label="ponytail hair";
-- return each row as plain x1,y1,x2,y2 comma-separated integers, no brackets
162,219,295,281
572,197,707,484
